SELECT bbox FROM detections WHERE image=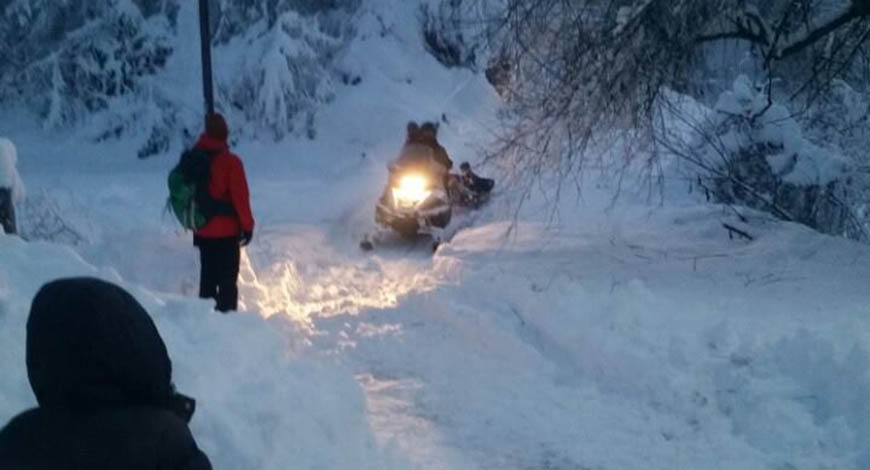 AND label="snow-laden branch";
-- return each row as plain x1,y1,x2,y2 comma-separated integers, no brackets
696,5,769,47
778,3,865,58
